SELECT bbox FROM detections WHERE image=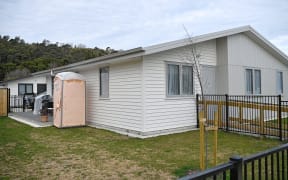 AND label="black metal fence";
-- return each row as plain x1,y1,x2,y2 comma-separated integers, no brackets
179,143,288,180
9,95,24,112
281,101,288,140
9,93,35,112
196,94,288,141
243,144,288,180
